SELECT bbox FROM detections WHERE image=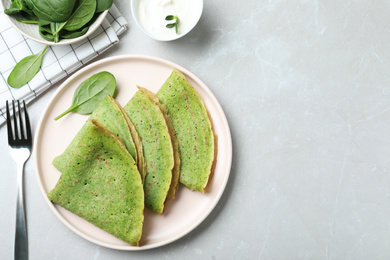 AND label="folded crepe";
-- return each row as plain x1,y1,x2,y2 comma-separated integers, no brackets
48,119,144,246
124,87,179,214
157,70,218,193
53,95,146,183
